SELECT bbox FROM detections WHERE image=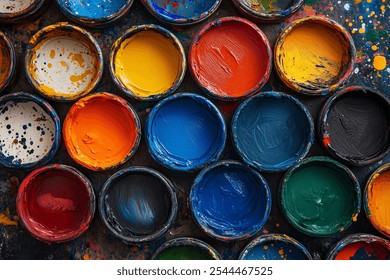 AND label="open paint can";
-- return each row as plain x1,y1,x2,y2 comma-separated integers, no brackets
0,0,48,24
0,32,16,93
